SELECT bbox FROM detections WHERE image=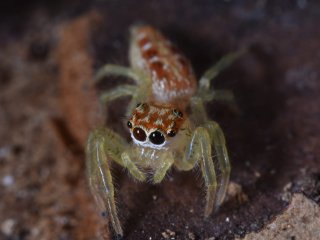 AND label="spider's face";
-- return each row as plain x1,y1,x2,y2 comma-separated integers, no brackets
127,103,185,149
